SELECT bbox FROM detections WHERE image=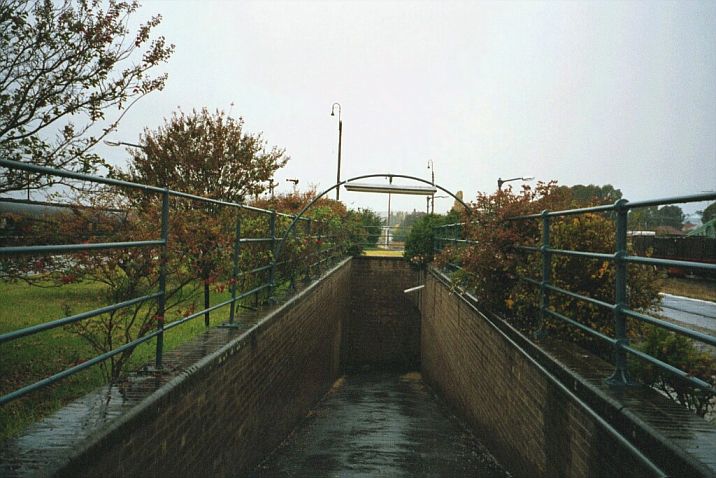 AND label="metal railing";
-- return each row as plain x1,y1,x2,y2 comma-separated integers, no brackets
434,192,716,393
0,158,348,406
359,224,405,252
